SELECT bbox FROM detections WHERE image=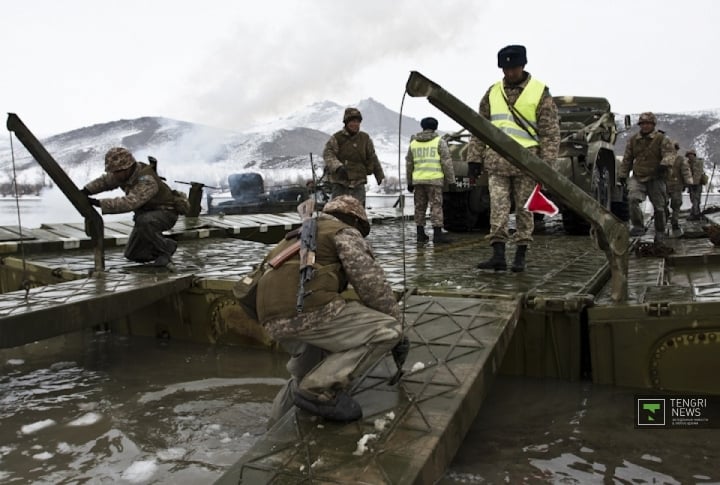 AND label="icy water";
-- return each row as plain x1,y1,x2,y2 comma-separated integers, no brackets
1,332,718,484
